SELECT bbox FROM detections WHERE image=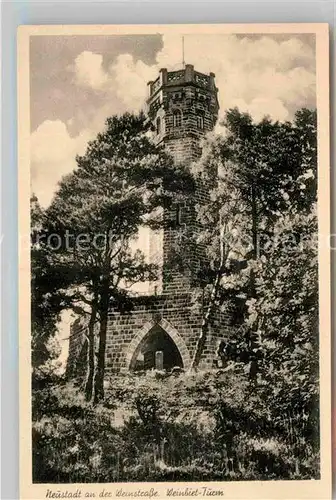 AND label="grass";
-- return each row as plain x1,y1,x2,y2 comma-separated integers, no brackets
32,369,320,483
